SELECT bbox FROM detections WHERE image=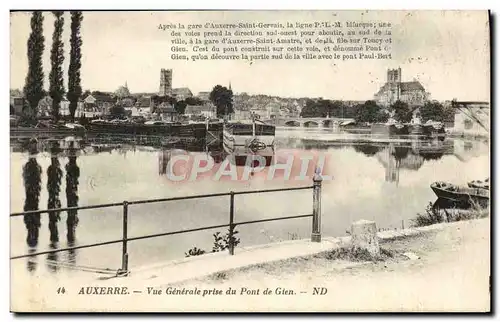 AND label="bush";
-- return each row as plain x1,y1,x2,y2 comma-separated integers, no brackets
185,228,240,258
